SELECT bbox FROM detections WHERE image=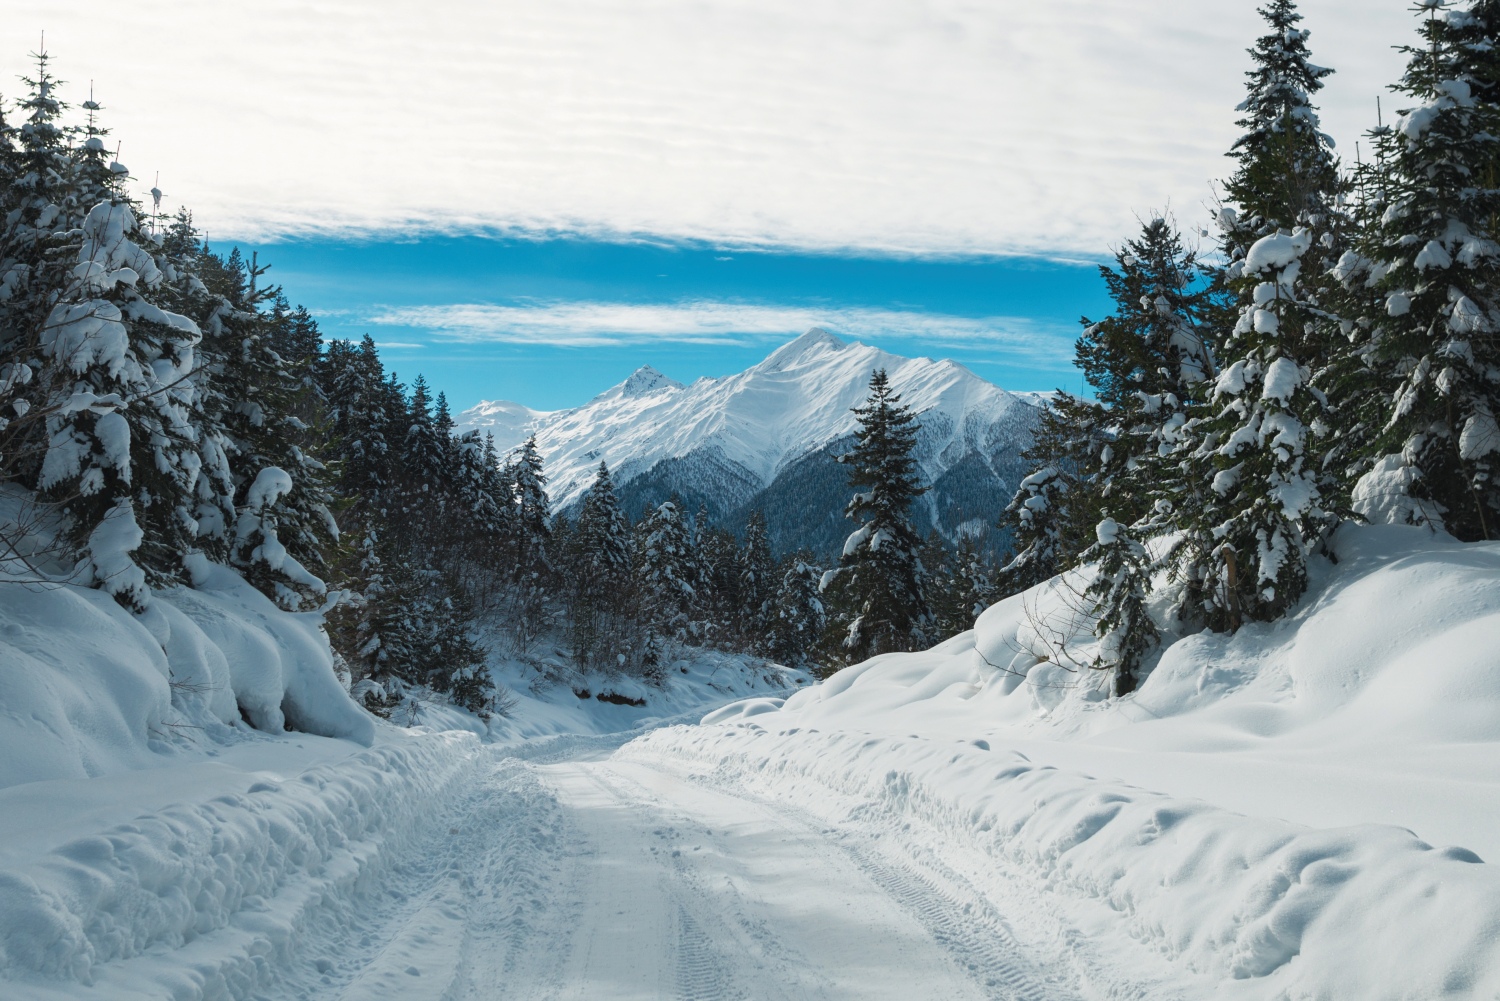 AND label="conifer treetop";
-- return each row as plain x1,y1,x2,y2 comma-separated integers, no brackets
1221,0,1342,257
